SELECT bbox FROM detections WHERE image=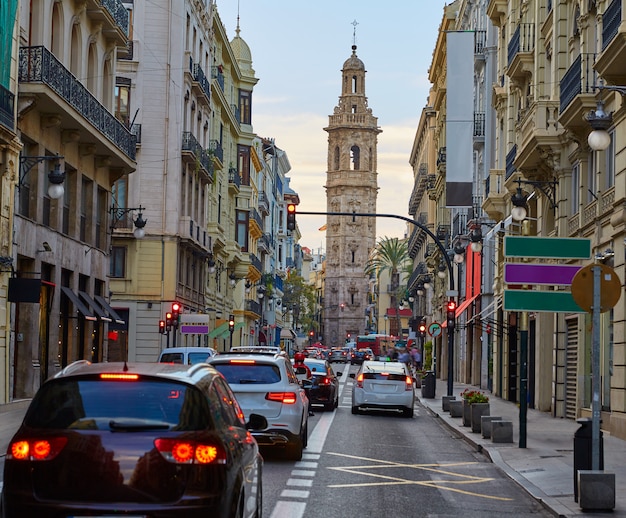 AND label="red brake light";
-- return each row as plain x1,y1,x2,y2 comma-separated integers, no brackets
322,377,331,385
405,375,413,391
154,438,226,464
9,437,67,461
100,373,139,380
229,359,256,364
356,373,364,388
266,392,297,404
